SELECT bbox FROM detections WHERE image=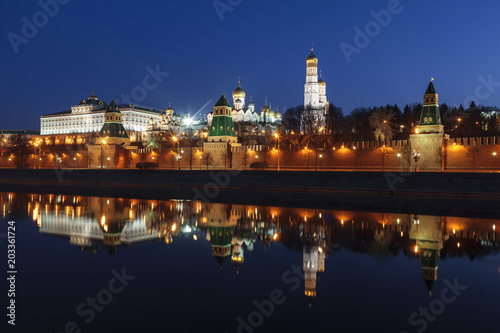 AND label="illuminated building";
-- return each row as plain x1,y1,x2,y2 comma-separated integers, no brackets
40,91,166,136
207,81,281,127
203,94,241,167
302,46,329,131
86,100,134,169
409,79,450,170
